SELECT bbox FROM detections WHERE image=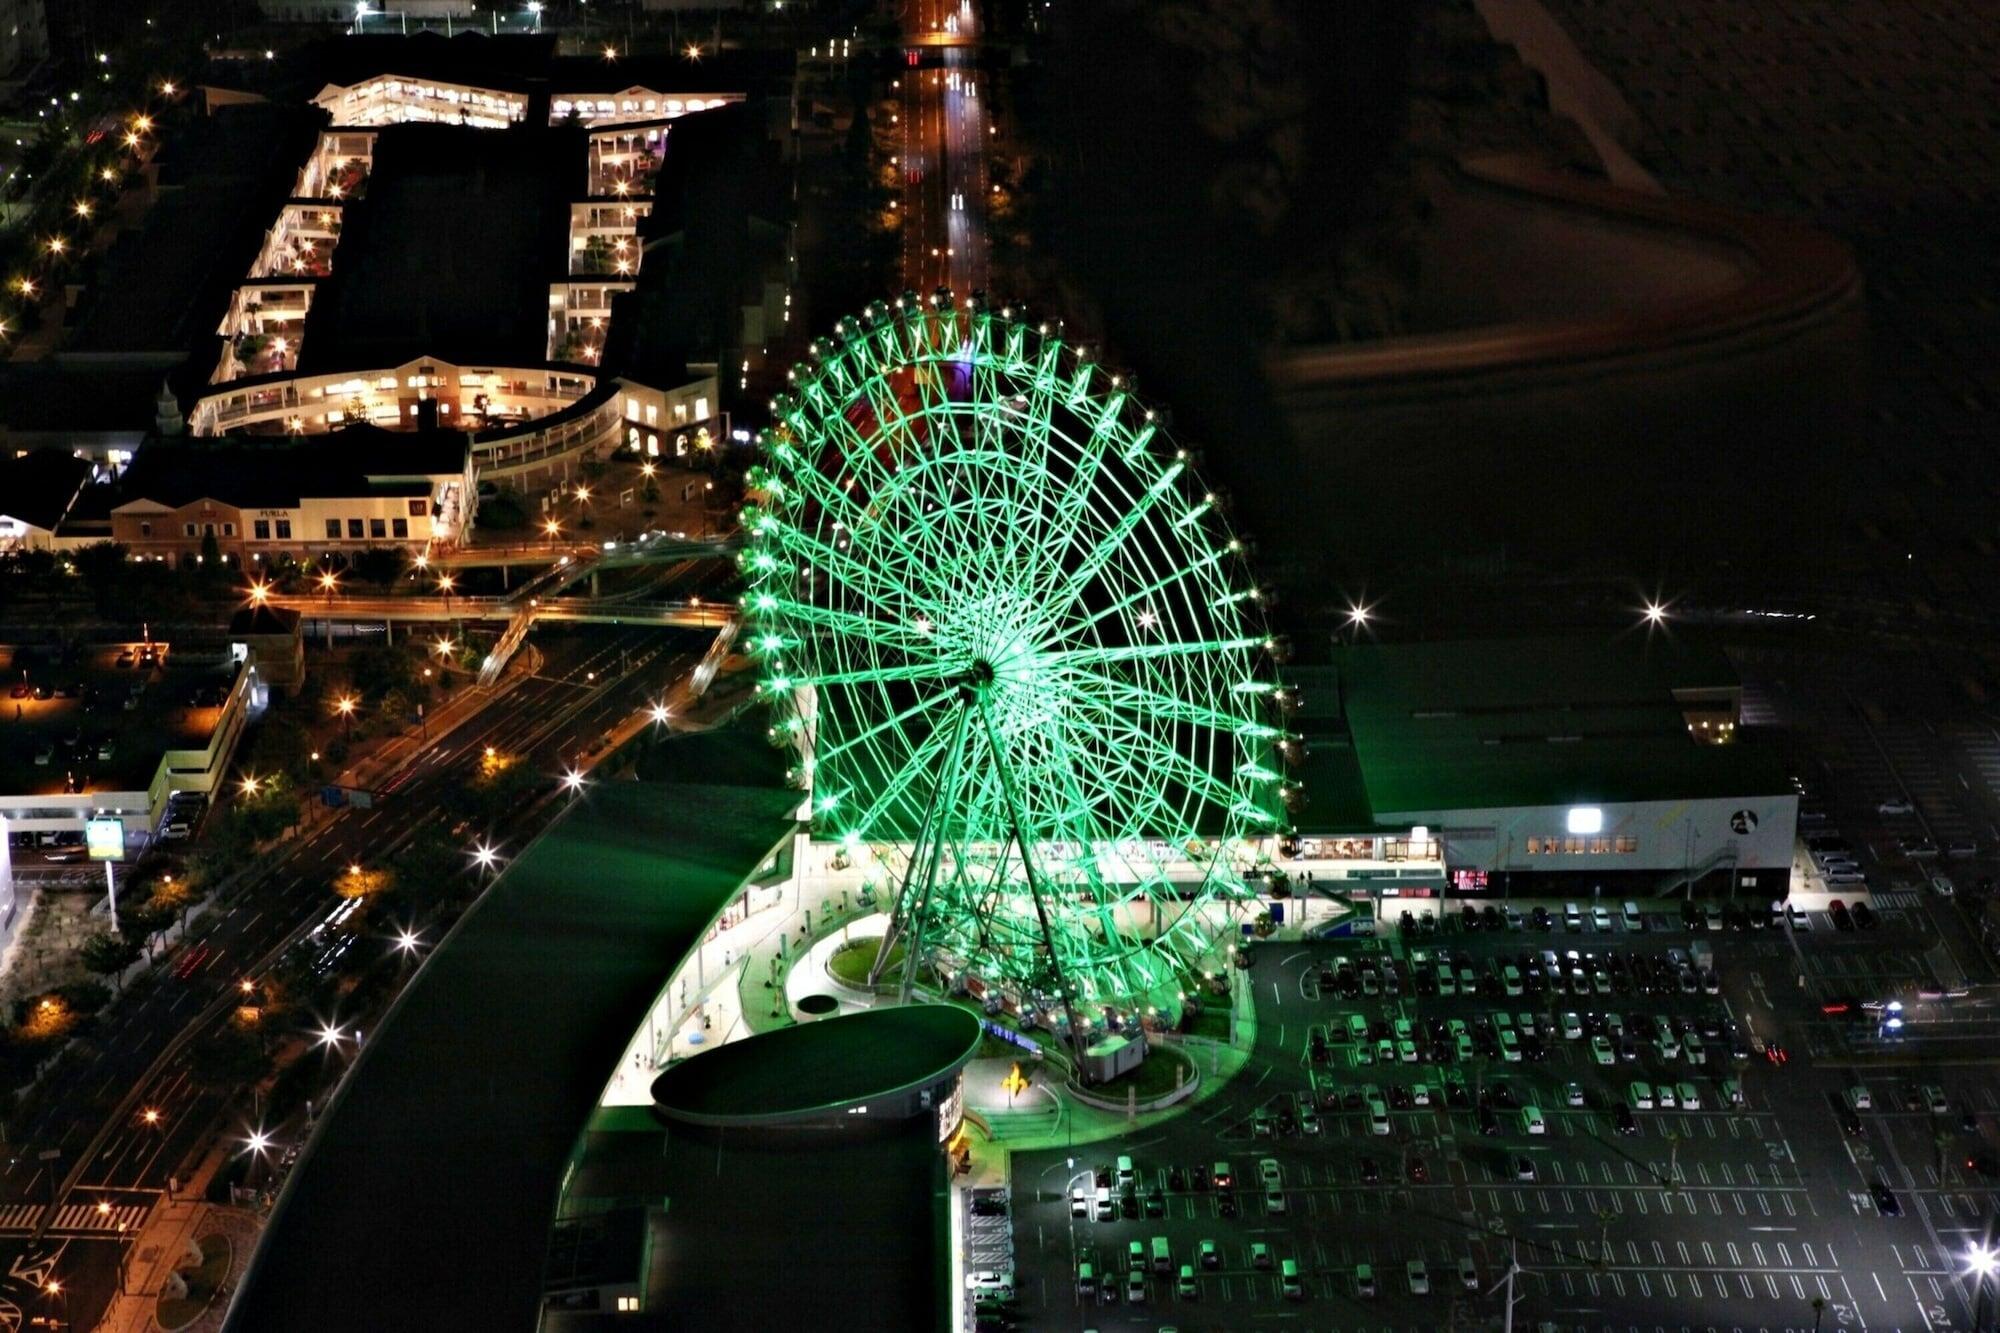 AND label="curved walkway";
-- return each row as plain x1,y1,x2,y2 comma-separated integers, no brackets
222,778,797,1333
